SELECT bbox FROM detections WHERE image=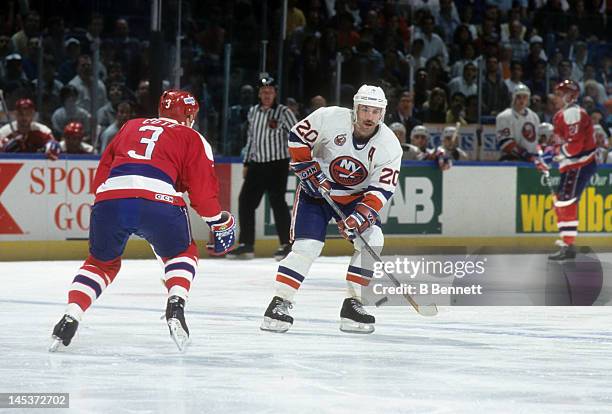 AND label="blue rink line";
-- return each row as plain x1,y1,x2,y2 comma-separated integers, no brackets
3,298,612,343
